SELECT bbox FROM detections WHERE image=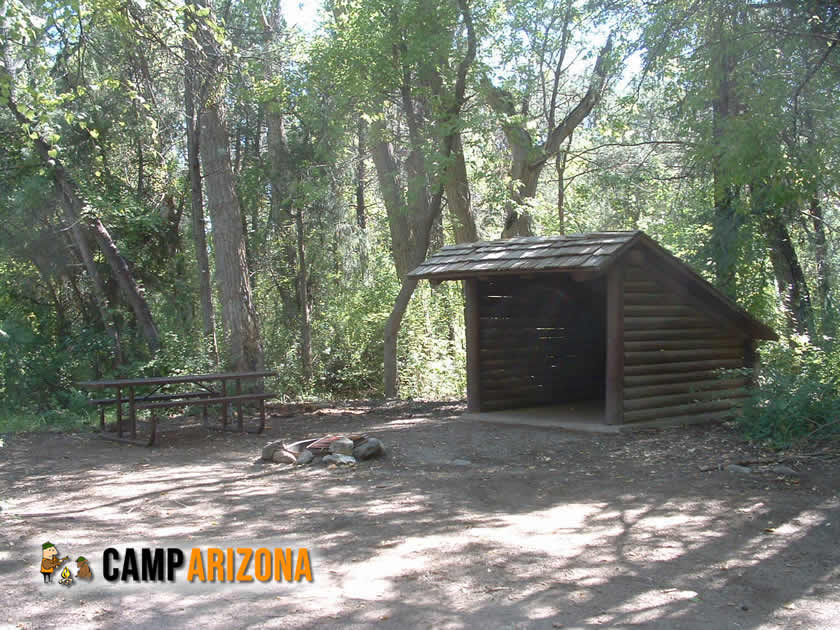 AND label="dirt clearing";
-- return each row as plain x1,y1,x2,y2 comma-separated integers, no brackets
2,401,838,629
